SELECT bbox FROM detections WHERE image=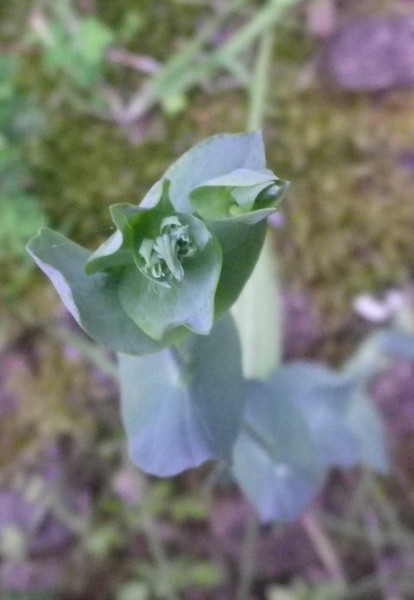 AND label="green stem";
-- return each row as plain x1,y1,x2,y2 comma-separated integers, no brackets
248,29,275,131
140,509,180,600
236,512,261,600
215,0,299,64
234,17,285,600
123,0,249,121
123,0,300,123
51,326,119,381
231,10,285,380
232,230,283,379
